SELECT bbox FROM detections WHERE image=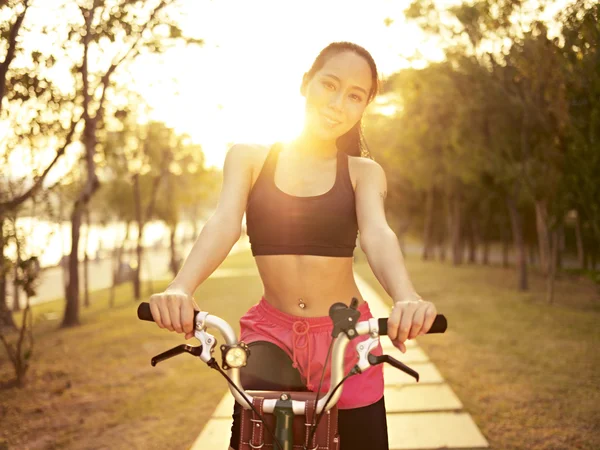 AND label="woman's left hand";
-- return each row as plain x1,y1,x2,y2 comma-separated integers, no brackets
387,298,437,353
